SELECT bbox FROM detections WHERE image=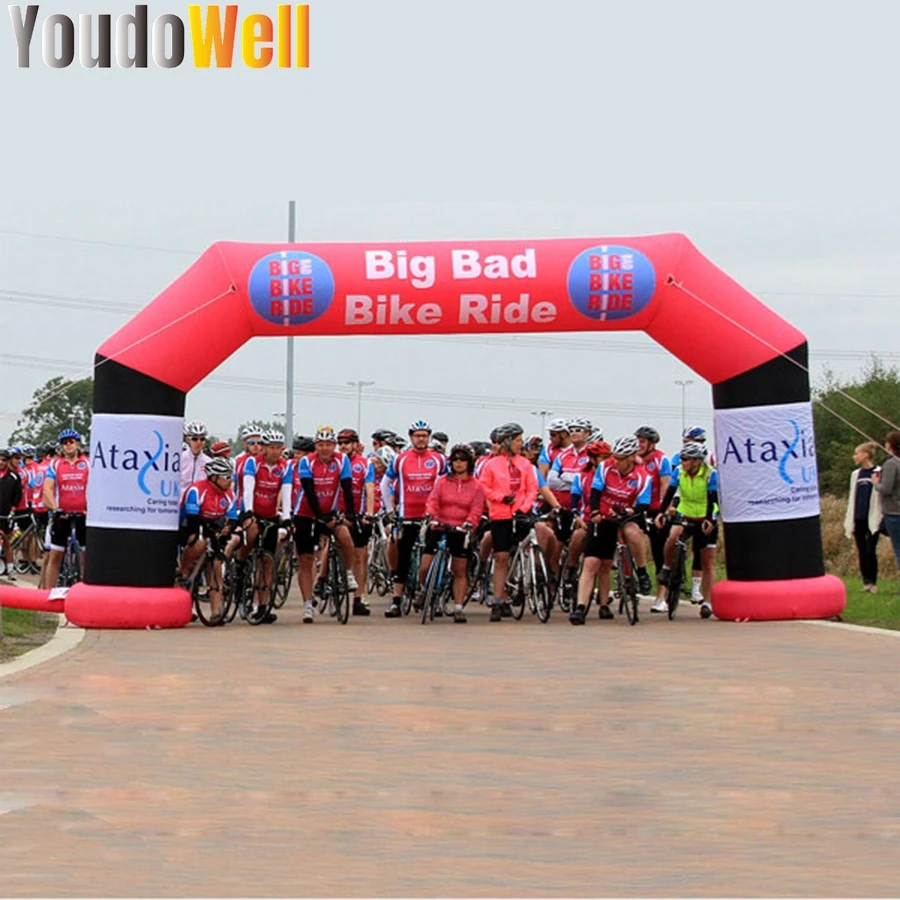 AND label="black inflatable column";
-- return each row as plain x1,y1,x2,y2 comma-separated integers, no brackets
84,355,185,587
712,342,824,582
